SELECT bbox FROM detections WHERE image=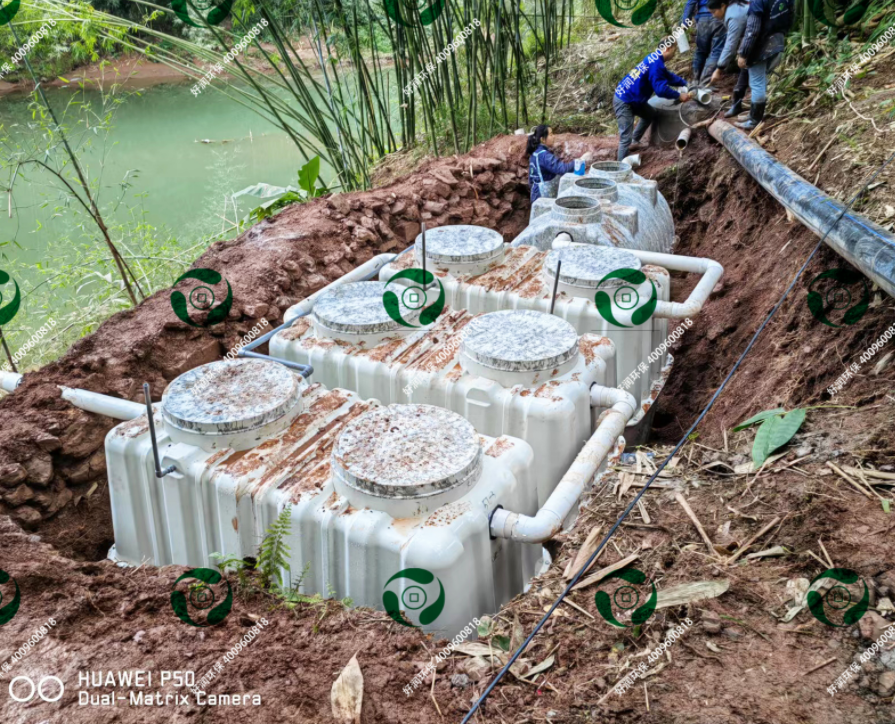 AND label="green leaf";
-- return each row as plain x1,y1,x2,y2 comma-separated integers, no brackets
298,156,320,195
492,635,510,652
882,499,891,514
751,415,781,467
767,407,807,456
752,408,807,467
733,408,786,432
